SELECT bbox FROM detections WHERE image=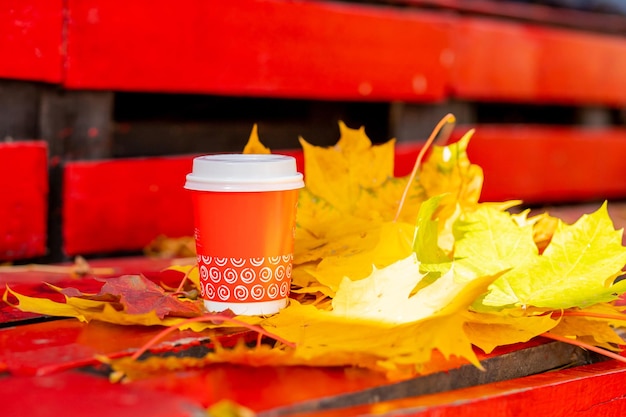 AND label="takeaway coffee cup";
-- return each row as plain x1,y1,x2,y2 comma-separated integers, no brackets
185,154,304,315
